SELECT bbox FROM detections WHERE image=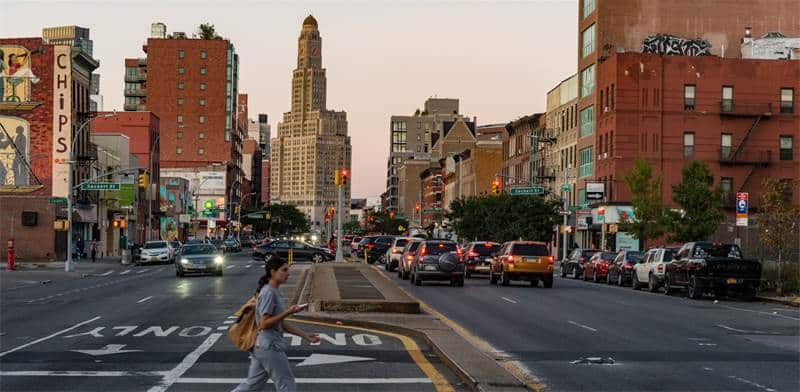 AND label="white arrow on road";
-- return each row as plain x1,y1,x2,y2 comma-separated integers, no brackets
289,353,373,367
71,344,143,356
